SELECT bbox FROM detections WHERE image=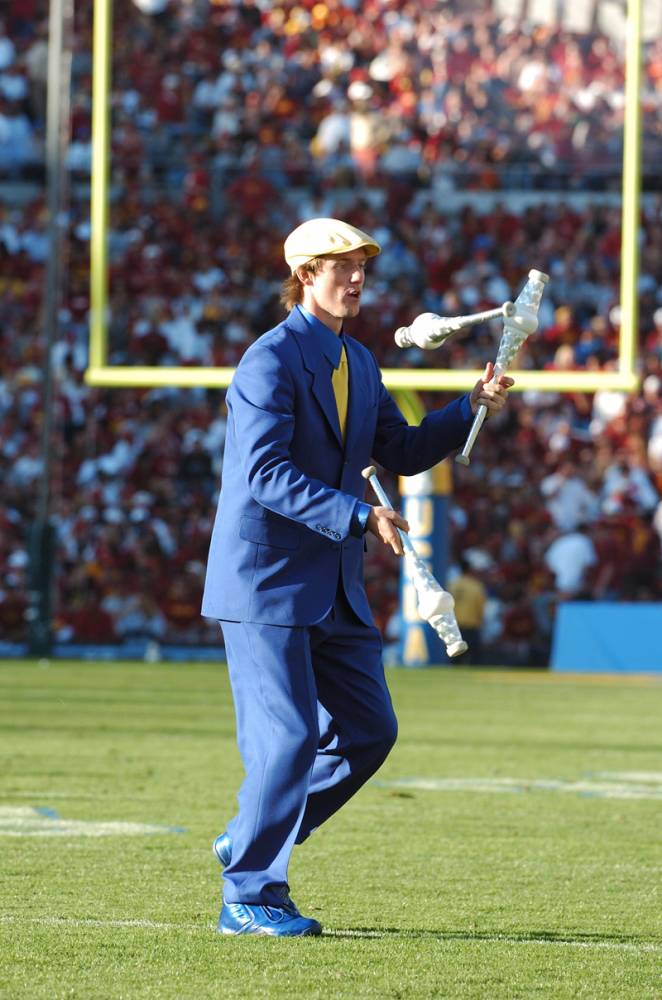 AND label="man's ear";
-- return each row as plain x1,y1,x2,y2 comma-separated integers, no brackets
297,266,314,286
